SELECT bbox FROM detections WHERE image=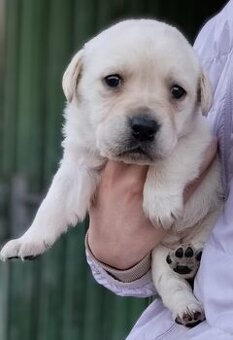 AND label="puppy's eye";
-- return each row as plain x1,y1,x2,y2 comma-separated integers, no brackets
171,85,186,99
104,74,122,88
